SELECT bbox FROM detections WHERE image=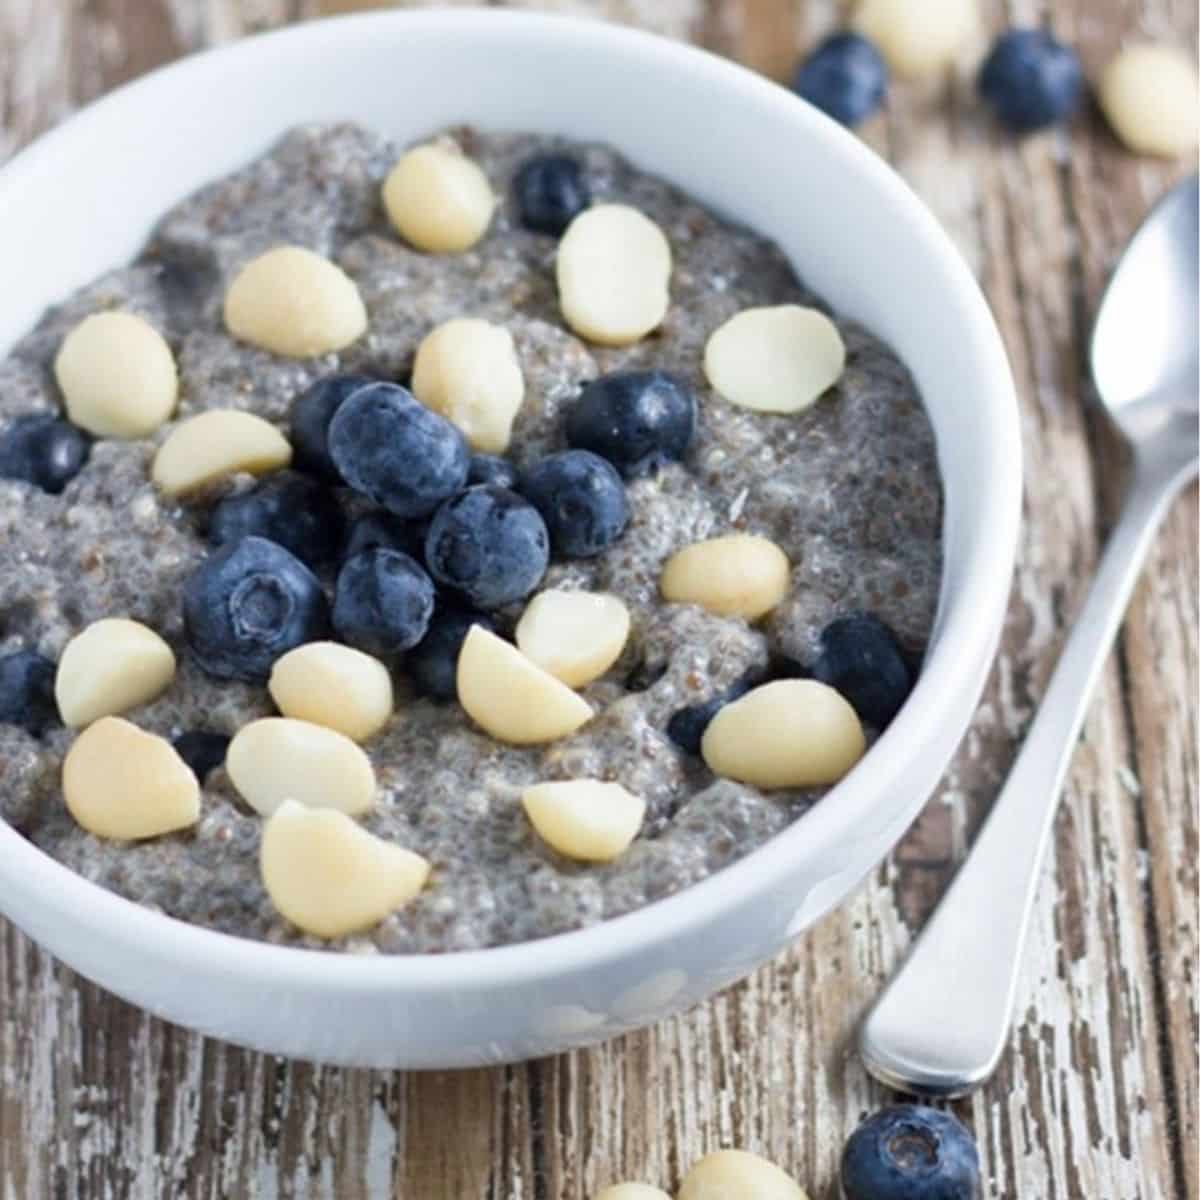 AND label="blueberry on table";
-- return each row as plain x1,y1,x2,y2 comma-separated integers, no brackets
425,485,549,610
791,32,889,128
0,649,58,736
666,671,758,757
342,511,425,563
333,547,435,657
208,471,345,569
566,371,697,479
0,413,90,495
809,612,914,730
406,607,496,701
183,535,330,683
520,450,630,559
841,1105,981,1200
290,373,375,481
467,453,518,490
514,153,591,236
172,730,230,783
978,29,1083,132
329,382,469,519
